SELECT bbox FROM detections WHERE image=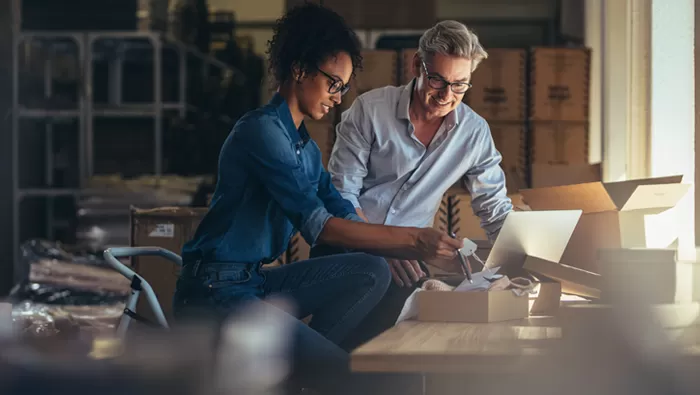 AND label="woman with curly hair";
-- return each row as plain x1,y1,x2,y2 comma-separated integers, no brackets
174,3,456,393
